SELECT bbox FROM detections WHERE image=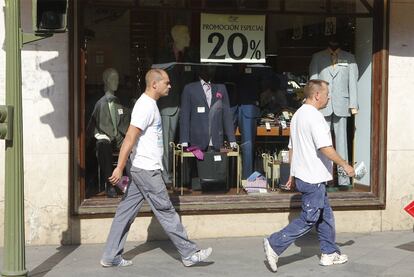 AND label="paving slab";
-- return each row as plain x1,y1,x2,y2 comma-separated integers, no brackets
0,231,413,276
